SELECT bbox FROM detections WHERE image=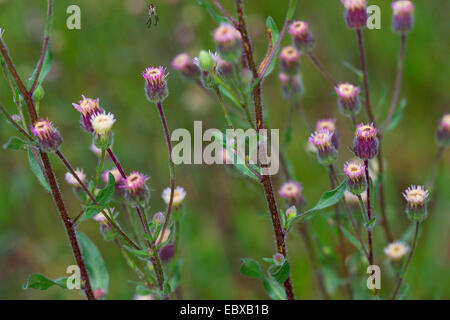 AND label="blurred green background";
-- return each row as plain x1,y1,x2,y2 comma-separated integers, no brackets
0,0,448,299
